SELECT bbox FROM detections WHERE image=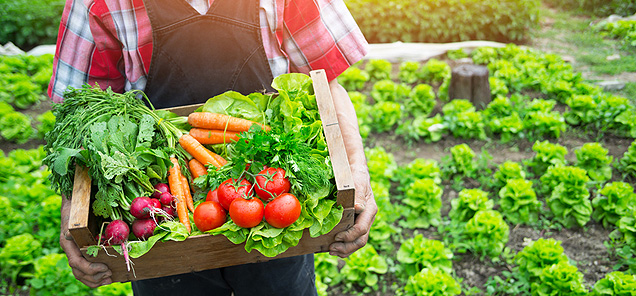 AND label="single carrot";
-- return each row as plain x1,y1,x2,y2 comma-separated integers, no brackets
168,157,191,233
181,175,194,212
188,158,208,179
179,134,222,168
212,153,228,167
189,128,241,144
188,112,271,132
